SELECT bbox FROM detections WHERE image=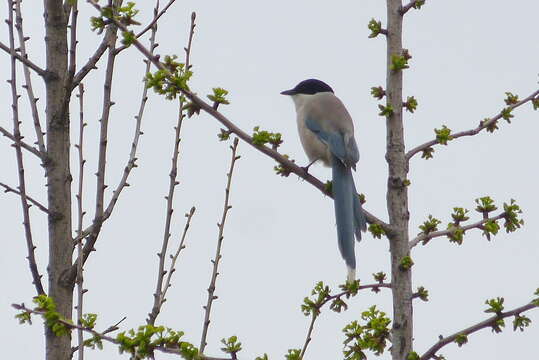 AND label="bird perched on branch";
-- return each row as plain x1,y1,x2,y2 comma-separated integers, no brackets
281,79,367,282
